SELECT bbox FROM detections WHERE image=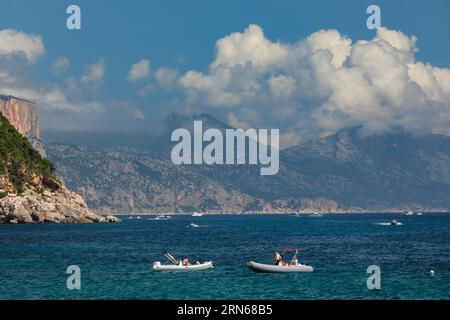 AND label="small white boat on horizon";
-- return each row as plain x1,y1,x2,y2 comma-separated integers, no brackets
188,222,200,228
404,210,414,216
155,215,172,220
416,212,423,216
192,212,204,217
309,211,323,217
